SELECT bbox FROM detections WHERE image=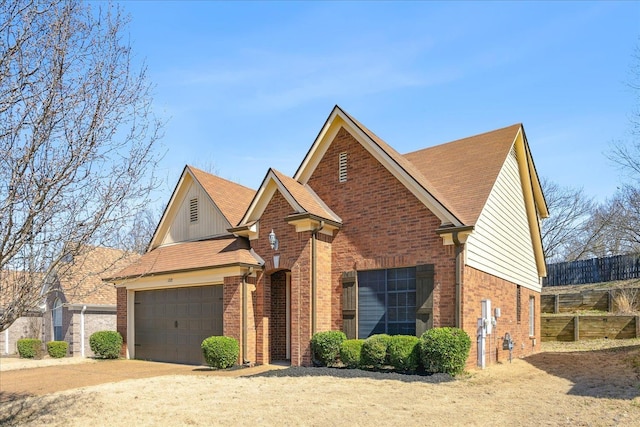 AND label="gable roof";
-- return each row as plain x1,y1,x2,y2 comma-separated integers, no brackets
236,168,342,227
294,105,464,226
54,245,139,305
189,166,256,227
294,105,547,227
105,237,262,280
149,166,256,250
404,123,525,225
